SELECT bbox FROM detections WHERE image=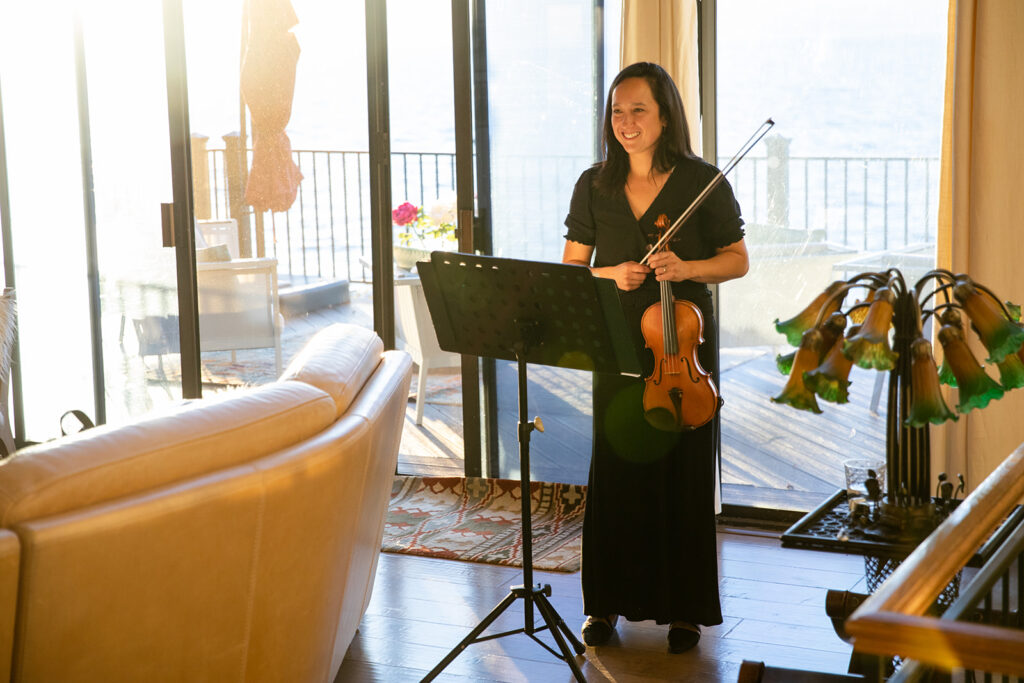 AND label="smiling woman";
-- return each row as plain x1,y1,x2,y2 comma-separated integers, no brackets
563,61,749,653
